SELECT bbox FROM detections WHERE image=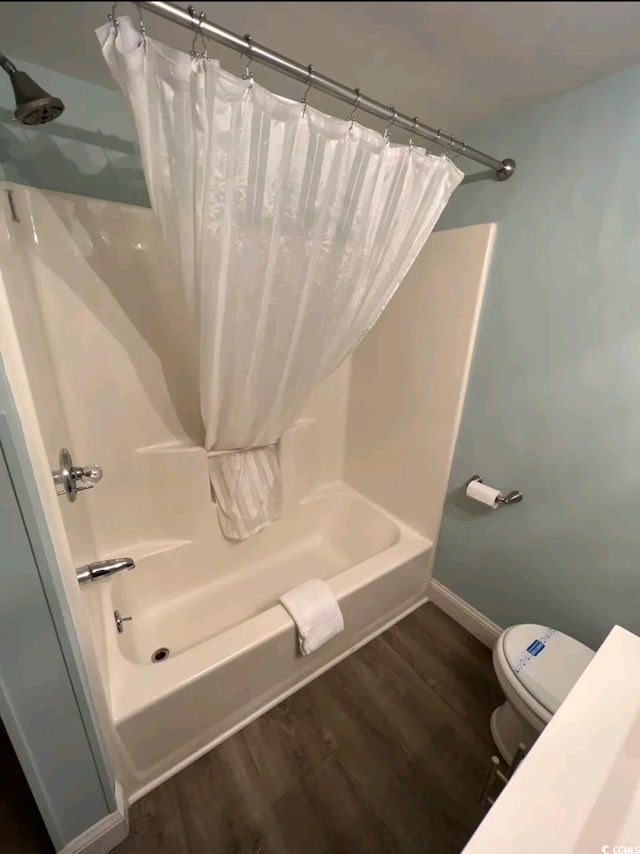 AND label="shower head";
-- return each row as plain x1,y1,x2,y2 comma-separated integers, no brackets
0,53,64,125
